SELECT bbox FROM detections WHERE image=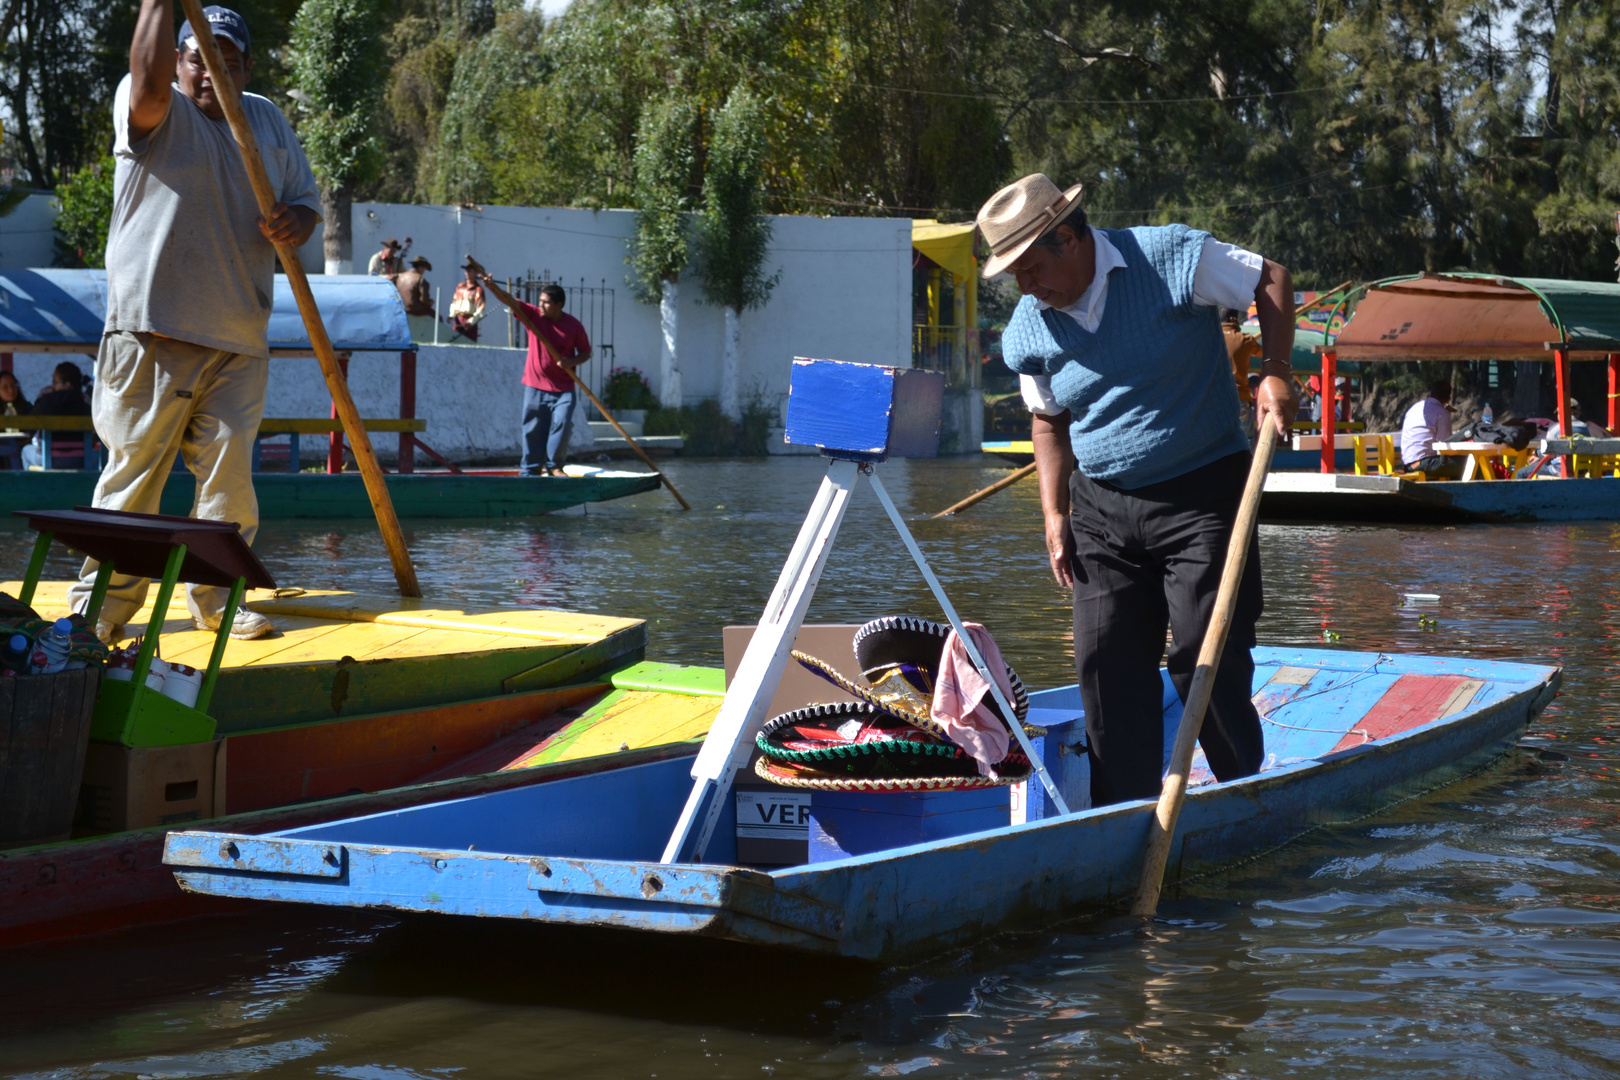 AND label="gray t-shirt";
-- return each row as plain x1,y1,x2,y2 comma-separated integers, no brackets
105,74,321,359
